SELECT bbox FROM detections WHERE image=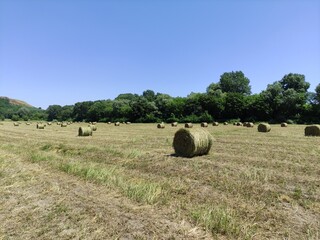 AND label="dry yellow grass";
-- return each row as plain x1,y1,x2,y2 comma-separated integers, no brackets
0,122,319,239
